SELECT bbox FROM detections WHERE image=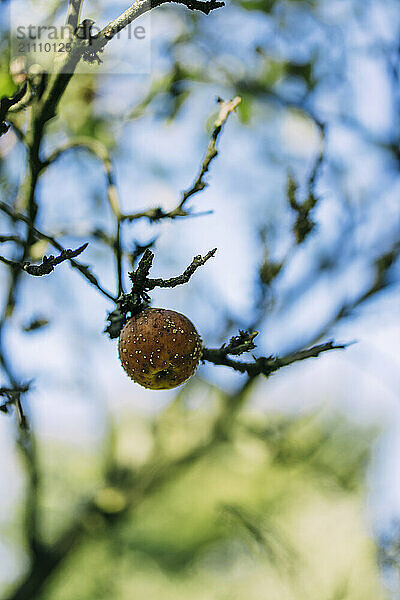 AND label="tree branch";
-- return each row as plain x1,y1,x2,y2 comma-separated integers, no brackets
0,384,30,430
179,96,242,209
0,202,115,301
22,243,89,276
0,235,24,245
287,124,325,244
92,0,224,52
66,0,84,29
121,97,241,222
2,244,89,276
202,340,348,378
145,248,217,289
